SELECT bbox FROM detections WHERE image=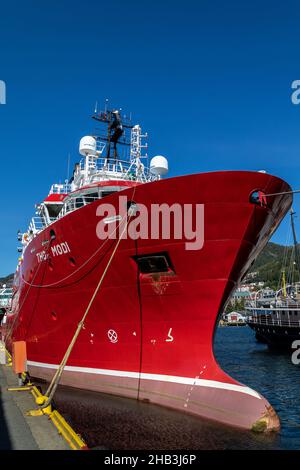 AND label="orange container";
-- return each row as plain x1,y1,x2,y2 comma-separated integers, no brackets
12,341,27,374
